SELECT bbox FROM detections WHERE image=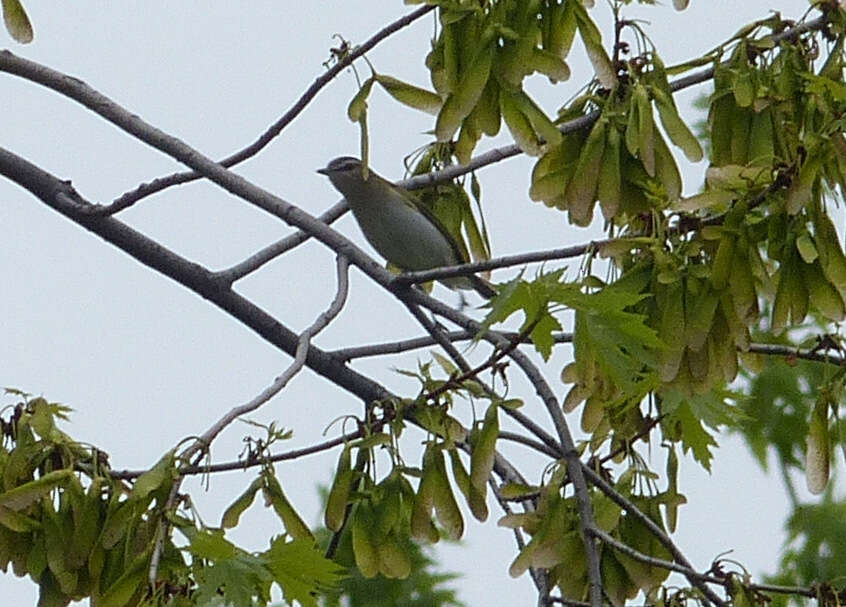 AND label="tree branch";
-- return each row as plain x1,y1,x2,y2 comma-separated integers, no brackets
329,330,573,361
215,200,349,285
0,146,390,406
185,254,350,461
100,4,435,214
393,240,613,287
